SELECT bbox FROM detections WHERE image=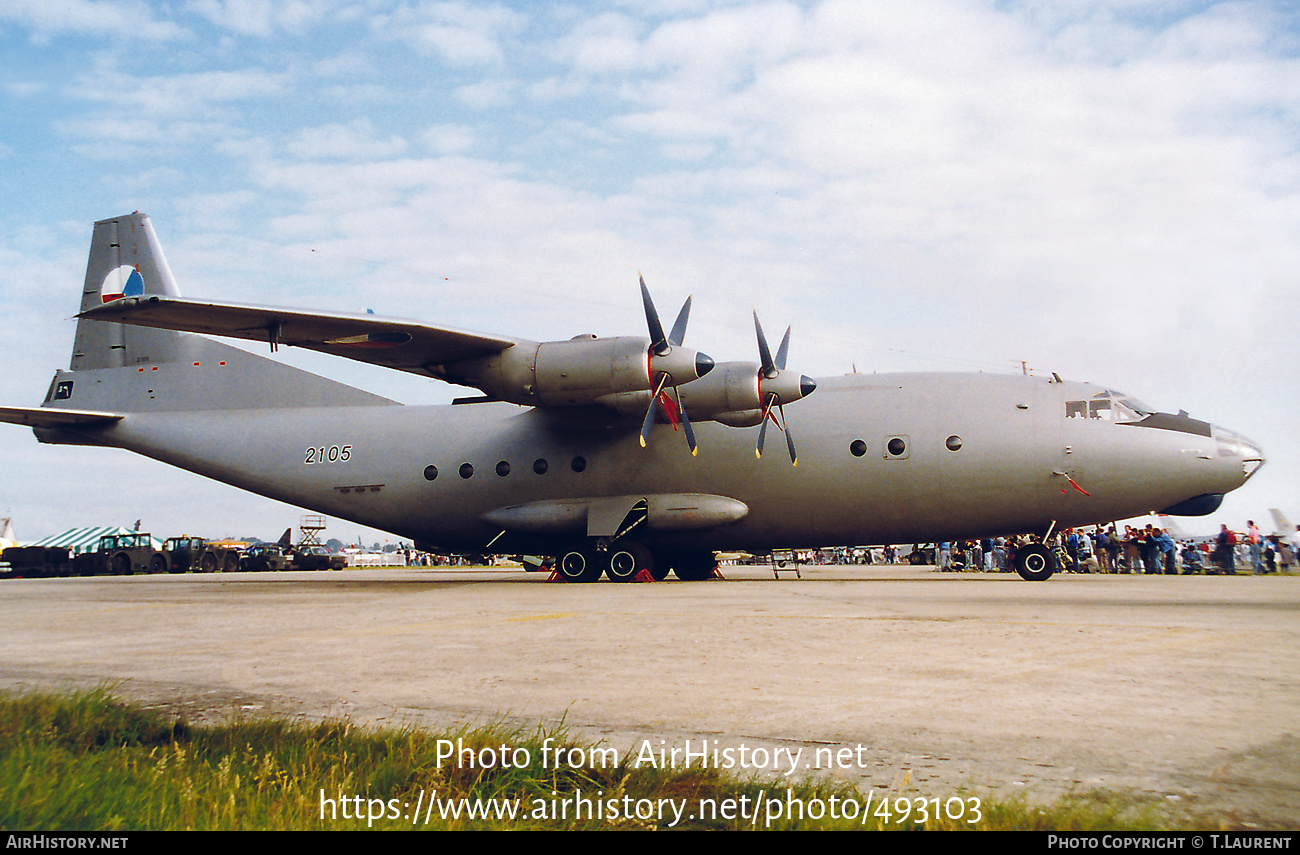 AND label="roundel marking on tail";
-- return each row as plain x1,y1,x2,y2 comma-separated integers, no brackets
100,265,145,303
